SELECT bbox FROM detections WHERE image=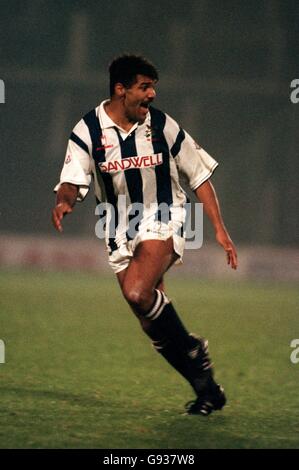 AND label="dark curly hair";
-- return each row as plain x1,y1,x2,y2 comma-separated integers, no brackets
109,54,159,97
